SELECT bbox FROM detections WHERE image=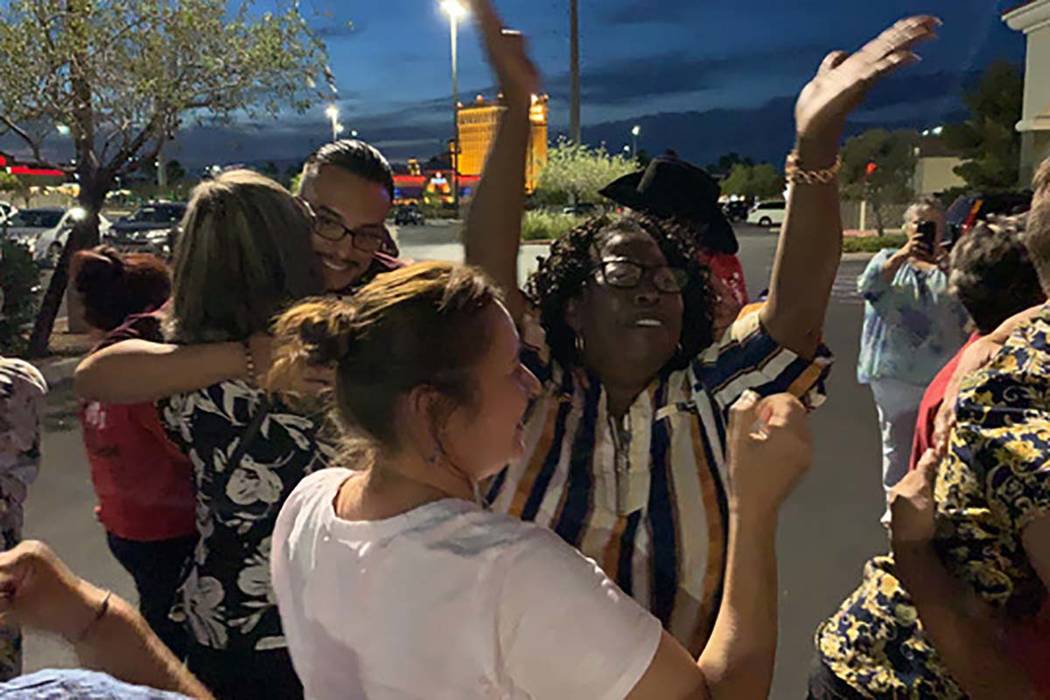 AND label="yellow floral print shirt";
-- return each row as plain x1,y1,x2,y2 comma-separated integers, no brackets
817,305,1050,698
